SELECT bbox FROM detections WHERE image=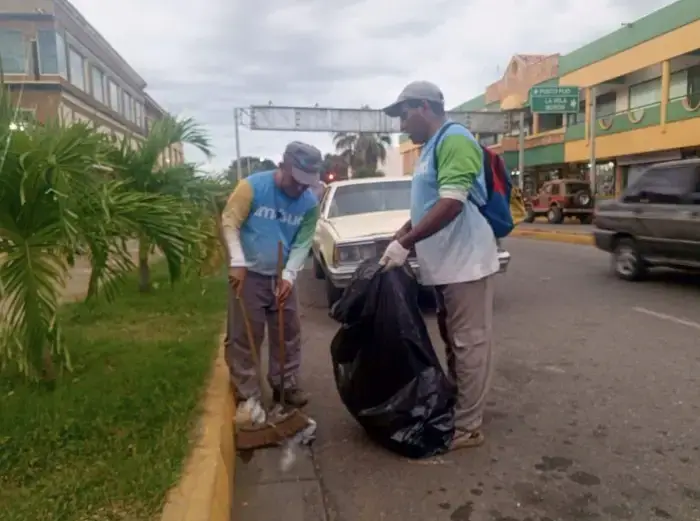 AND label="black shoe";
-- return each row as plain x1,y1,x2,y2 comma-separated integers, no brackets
272,387,309,408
